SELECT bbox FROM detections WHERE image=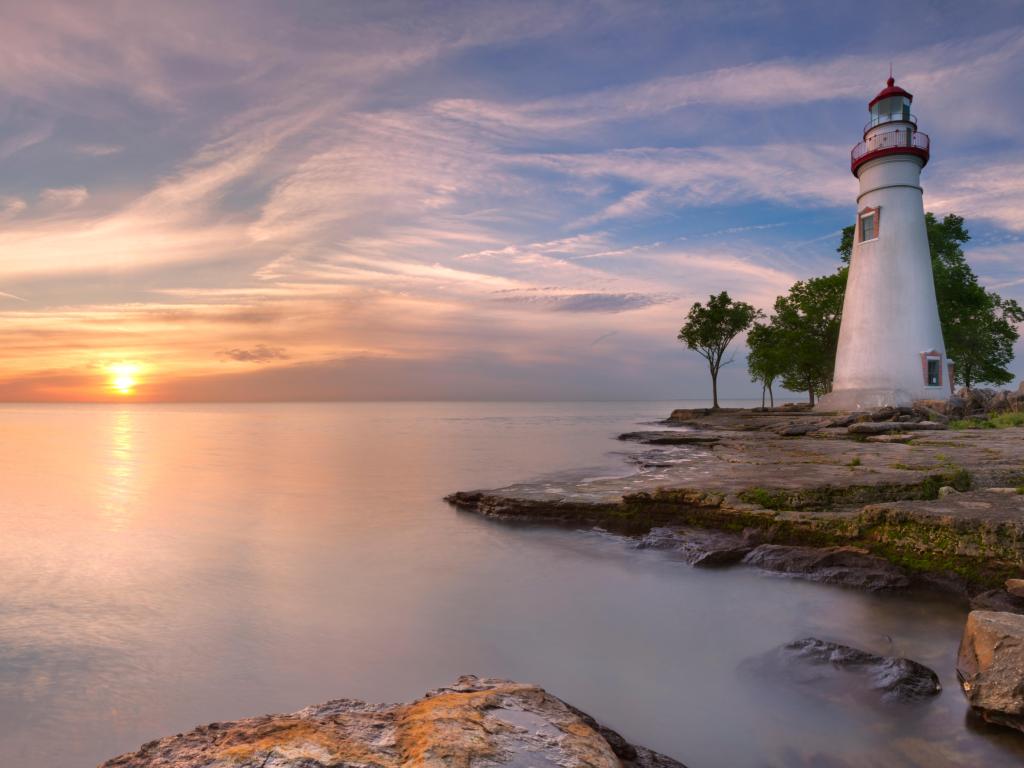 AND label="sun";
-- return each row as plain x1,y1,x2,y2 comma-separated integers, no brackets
108,363,141,396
